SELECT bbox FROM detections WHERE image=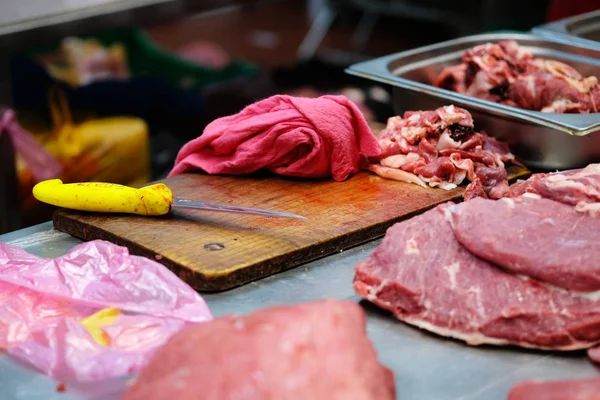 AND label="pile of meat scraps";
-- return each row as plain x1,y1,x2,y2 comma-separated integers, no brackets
354,163,600,352
122,299,395,400
368,105,515,200
0,239,212,394
434,40,600,113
